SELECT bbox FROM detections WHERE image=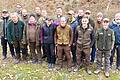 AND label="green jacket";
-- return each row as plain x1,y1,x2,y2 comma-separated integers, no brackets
0,18,11,38
7,20,24,43
96,28,115,51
